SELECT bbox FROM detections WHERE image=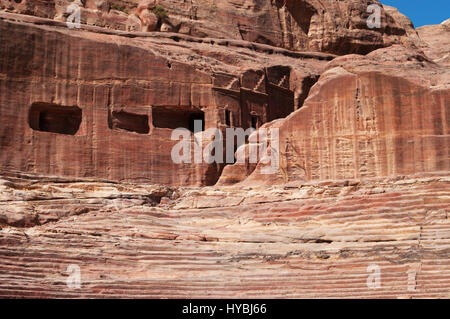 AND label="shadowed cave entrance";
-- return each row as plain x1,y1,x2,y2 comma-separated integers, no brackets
152,107,205,132
28,102,82,135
